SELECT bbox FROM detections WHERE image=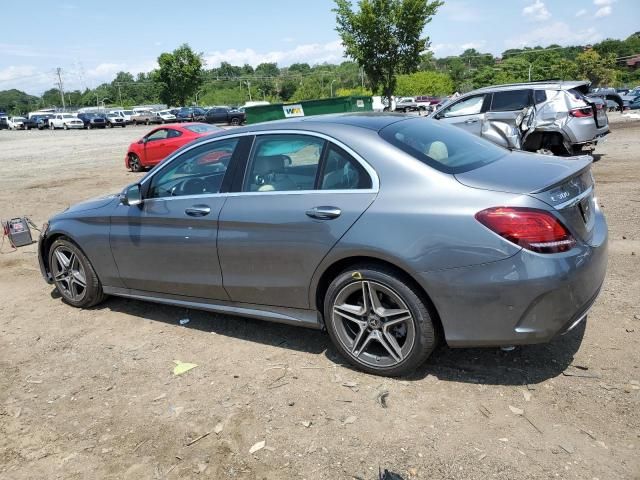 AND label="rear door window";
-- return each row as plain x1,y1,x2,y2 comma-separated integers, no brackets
534,90,547,104
490,89,532,111
320,145,372,190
